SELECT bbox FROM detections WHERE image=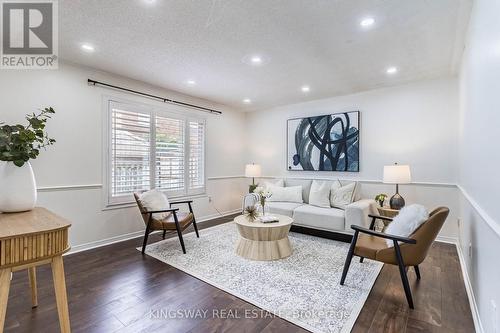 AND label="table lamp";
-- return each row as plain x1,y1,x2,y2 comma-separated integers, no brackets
383,163,411,210
245,163,261,193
